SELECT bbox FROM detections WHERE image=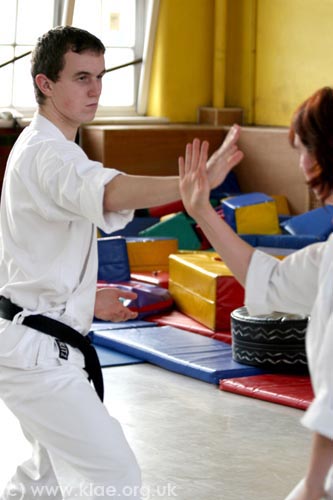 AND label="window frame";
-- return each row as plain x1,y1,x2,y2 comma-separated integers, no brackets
0,0,160,120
